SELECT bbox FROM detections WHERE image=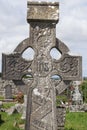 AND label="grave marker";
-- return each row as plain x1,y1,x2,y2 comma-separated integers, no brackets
2,1,82,130
5,84,12,99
